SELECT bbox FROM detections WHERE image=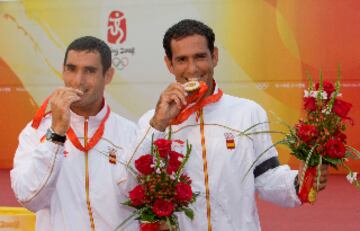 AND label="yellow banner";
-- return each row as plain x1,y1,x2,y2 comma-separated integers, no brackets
0,207,35,231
